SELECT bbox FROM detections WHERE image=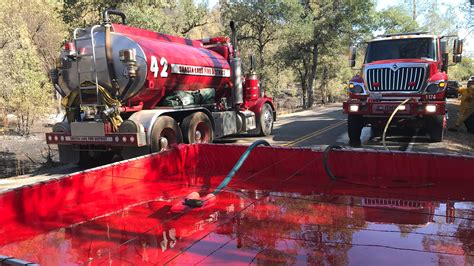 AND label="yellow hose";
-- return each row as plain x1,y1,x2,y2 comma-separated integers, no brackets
382,98,411,150
62,82,123,131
